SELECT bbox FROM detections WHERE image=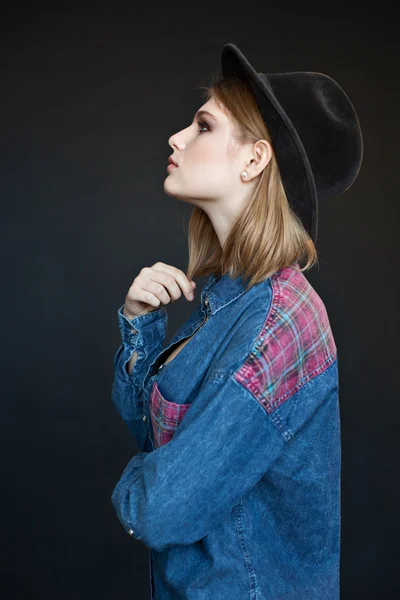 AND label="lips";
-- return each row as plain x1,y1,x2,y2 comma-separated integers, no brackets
168,157,178,166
